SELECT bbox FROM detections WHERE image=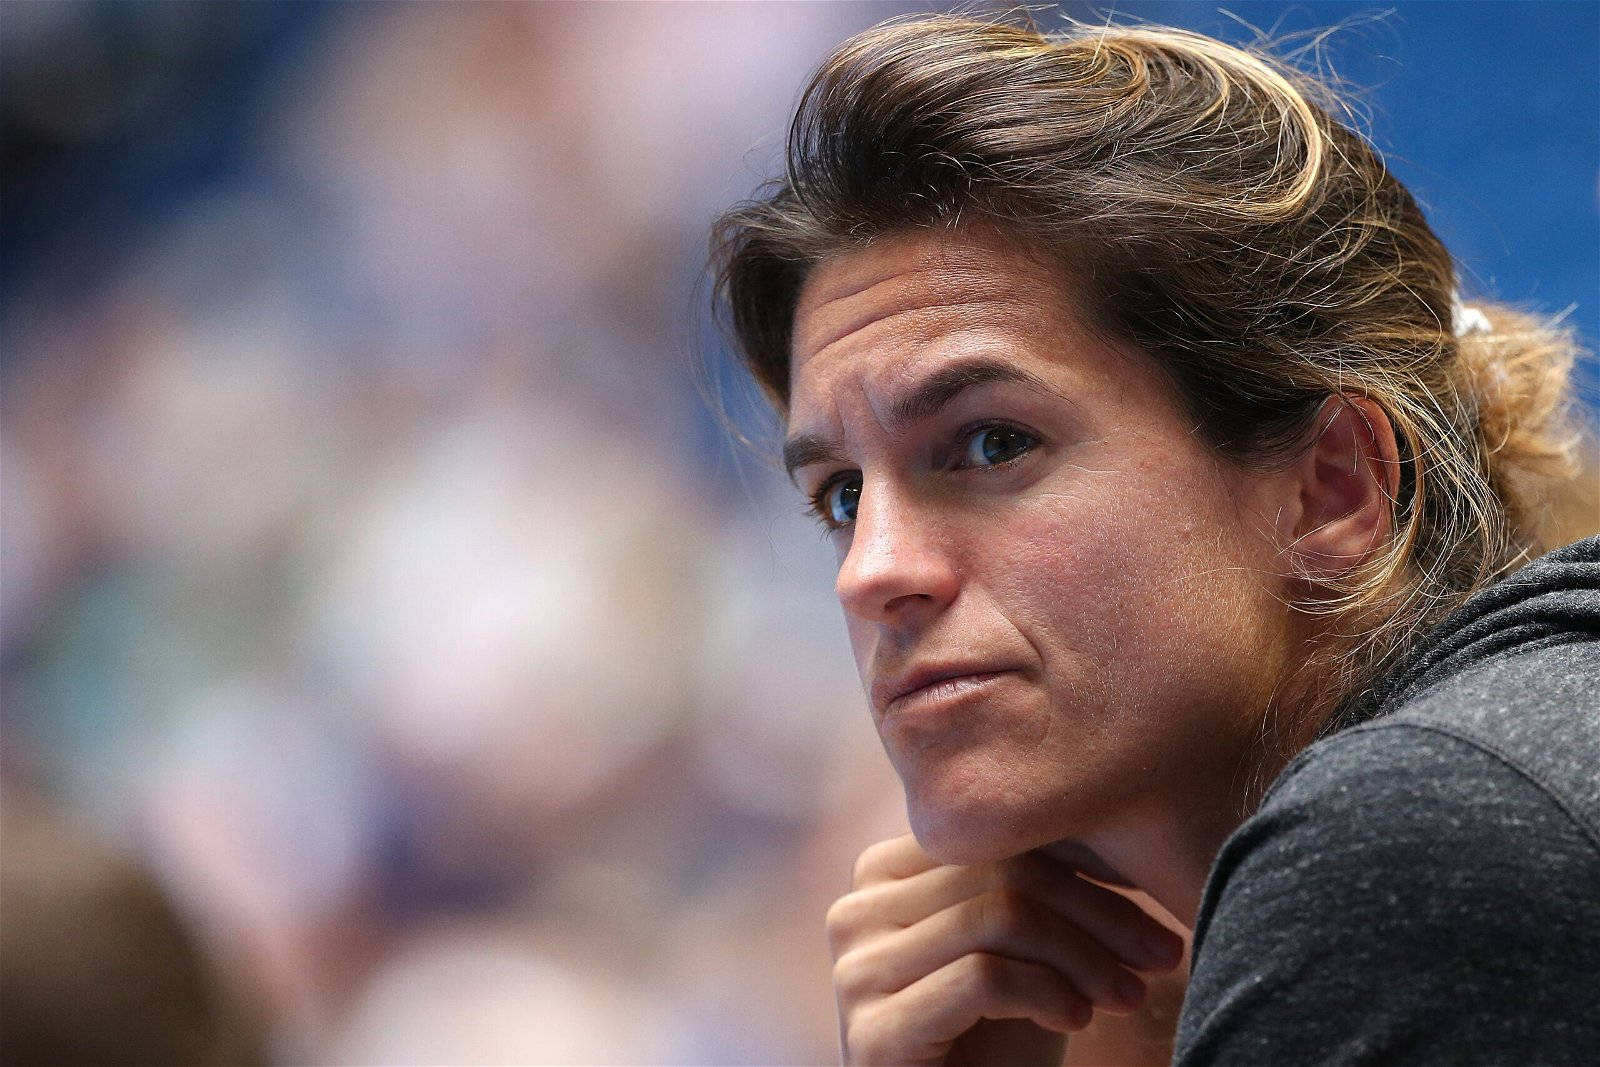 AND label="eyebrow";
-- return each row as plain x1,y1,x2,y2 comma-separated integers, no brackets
782,358,1057,480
